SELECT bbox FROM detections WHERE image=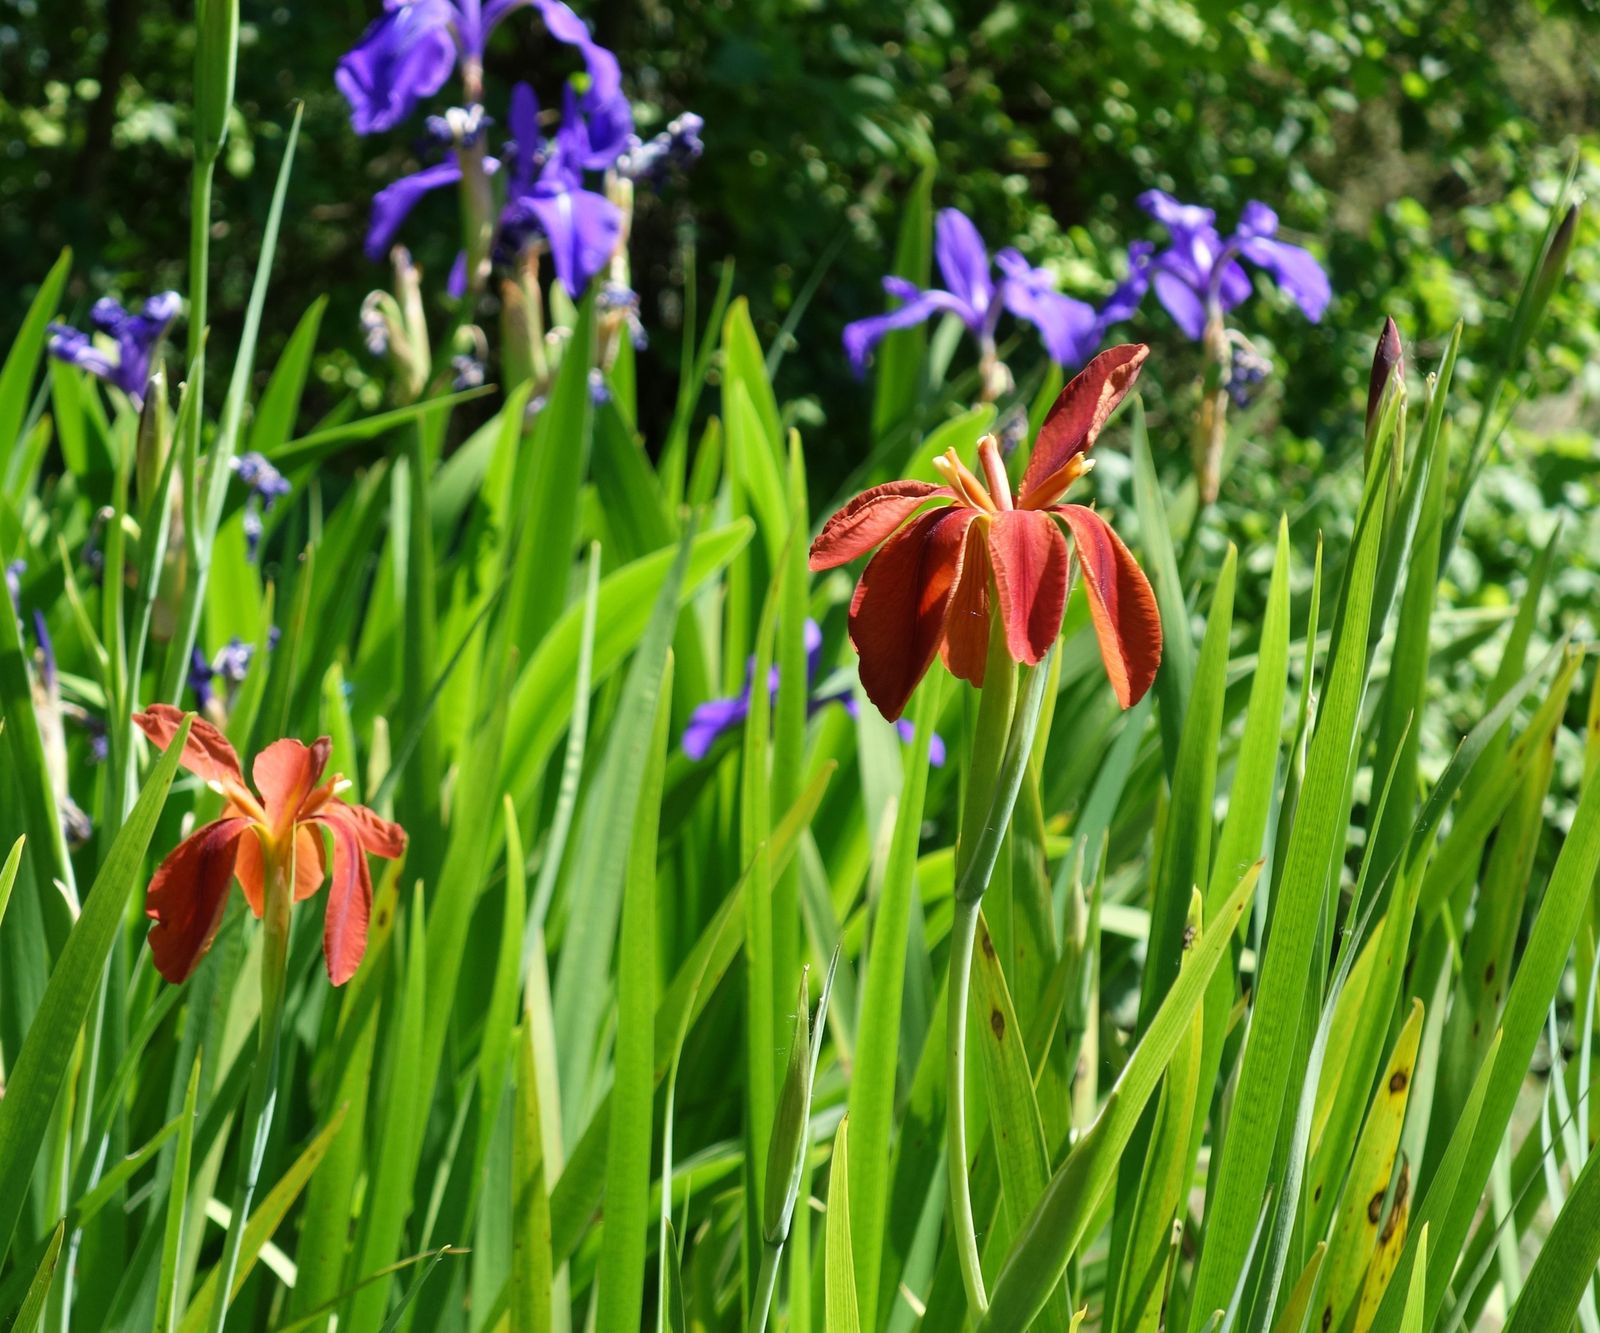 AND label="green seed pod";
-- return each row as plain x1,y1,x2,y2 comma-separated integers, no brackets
761,948,839,1246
